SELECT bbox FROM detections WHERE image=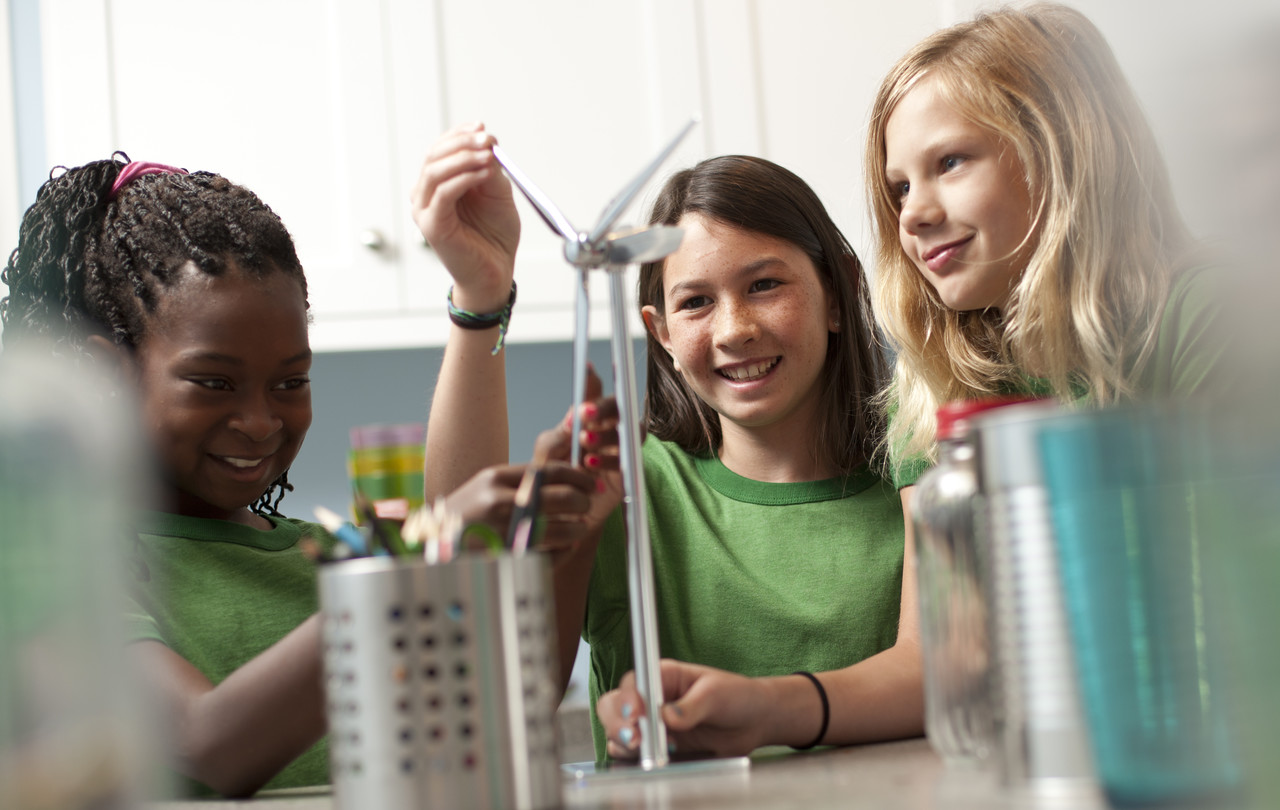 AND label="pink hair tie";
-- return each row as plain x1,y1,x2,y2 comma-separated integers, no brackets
108,161,189,200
